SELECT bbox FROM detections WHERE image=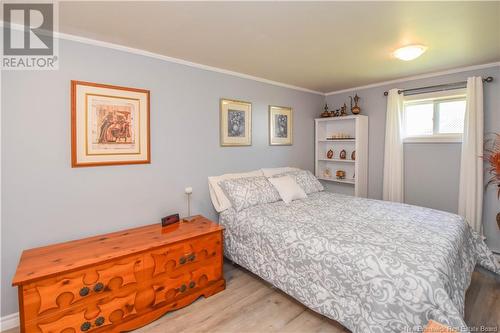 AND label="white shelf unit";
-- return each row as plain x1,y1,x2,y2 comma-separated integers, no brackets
314,115,368,197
